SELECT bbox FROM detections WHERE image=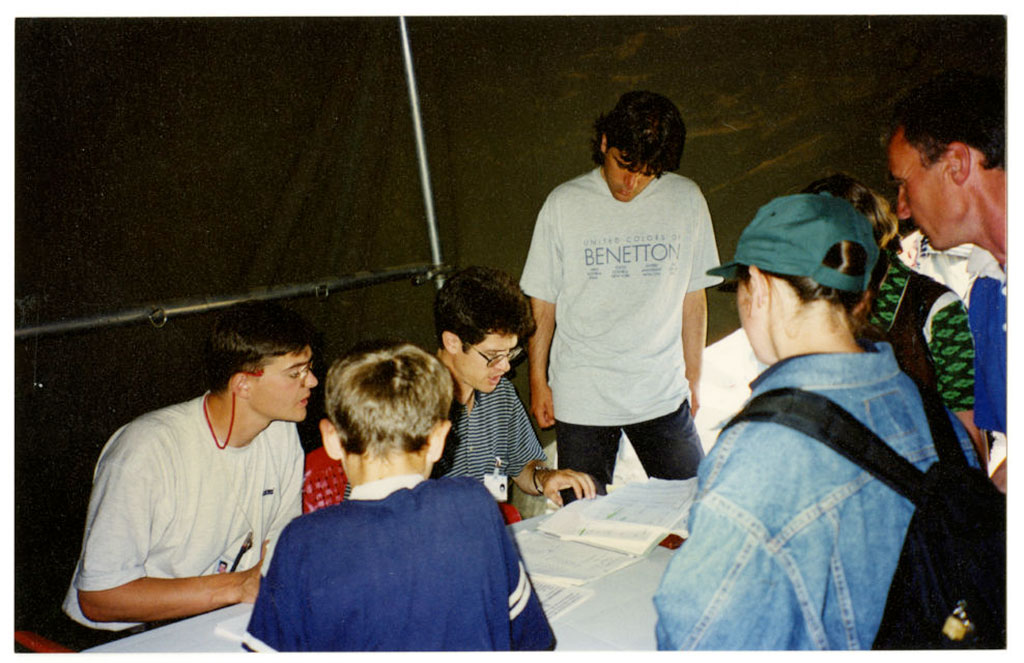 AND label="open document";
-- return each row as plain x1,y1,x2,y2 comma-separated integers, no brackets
538,478,698,556
530,579,595,621
515,529,641,585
